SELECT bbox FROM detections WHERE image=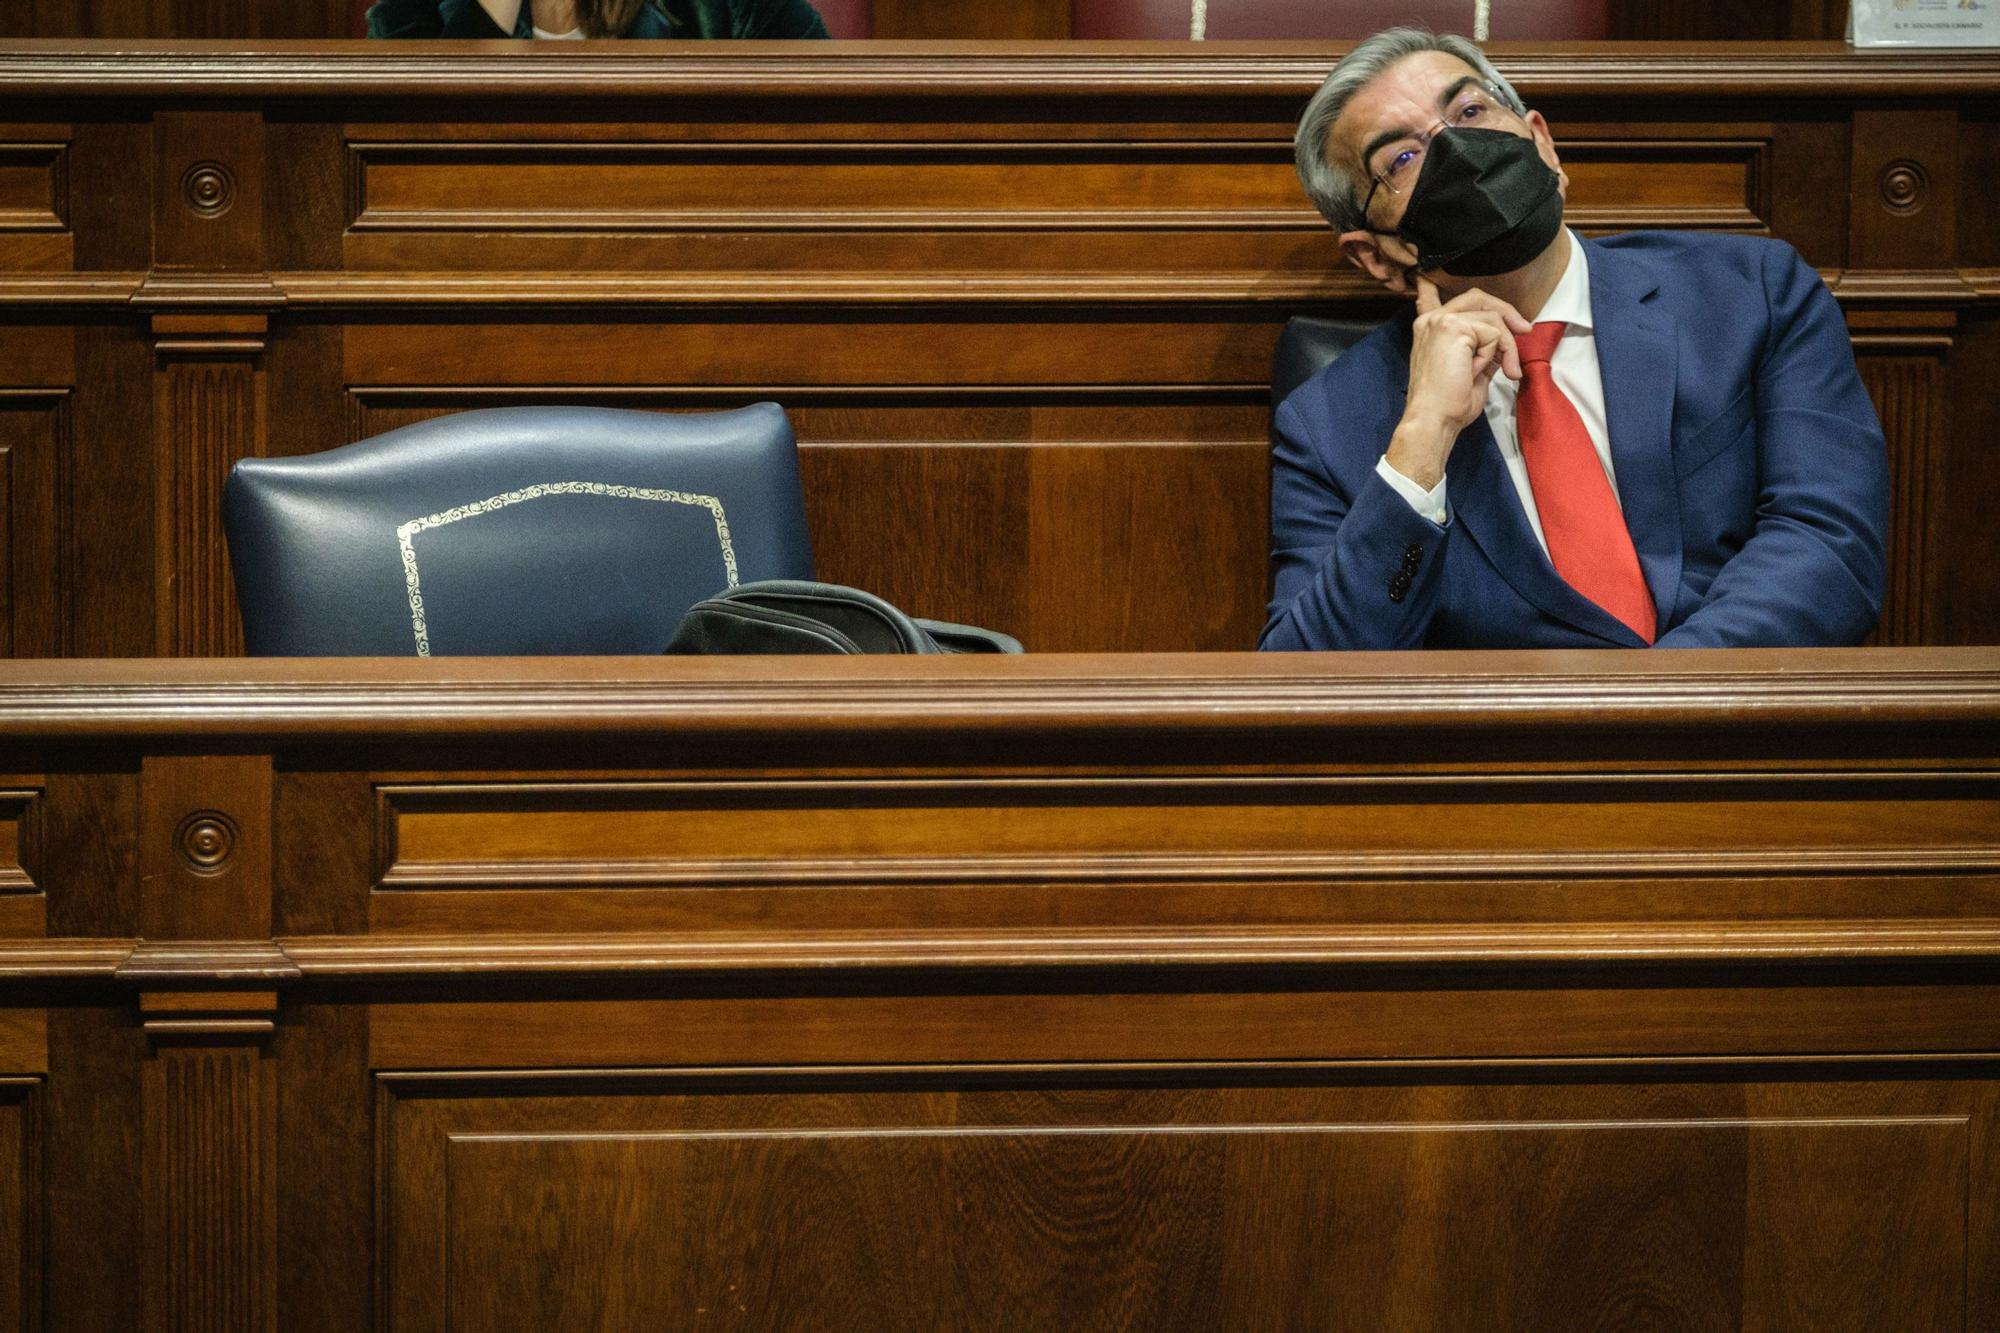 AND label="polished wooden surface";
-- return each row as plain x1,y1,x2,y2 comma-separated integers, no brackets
0,41,1994,658
0,648,1997,1327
